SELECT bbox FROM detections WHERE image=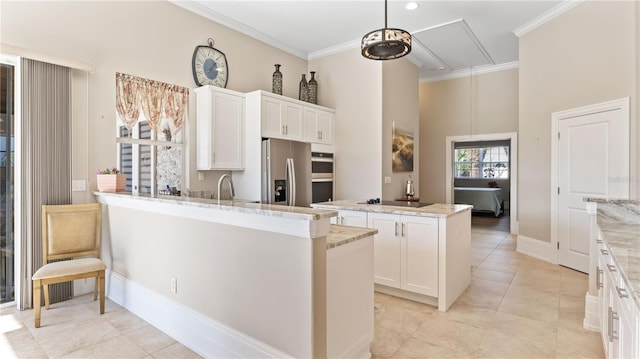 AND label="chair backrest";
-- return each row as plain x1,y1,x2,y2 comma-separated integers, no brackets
41,203,102,263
